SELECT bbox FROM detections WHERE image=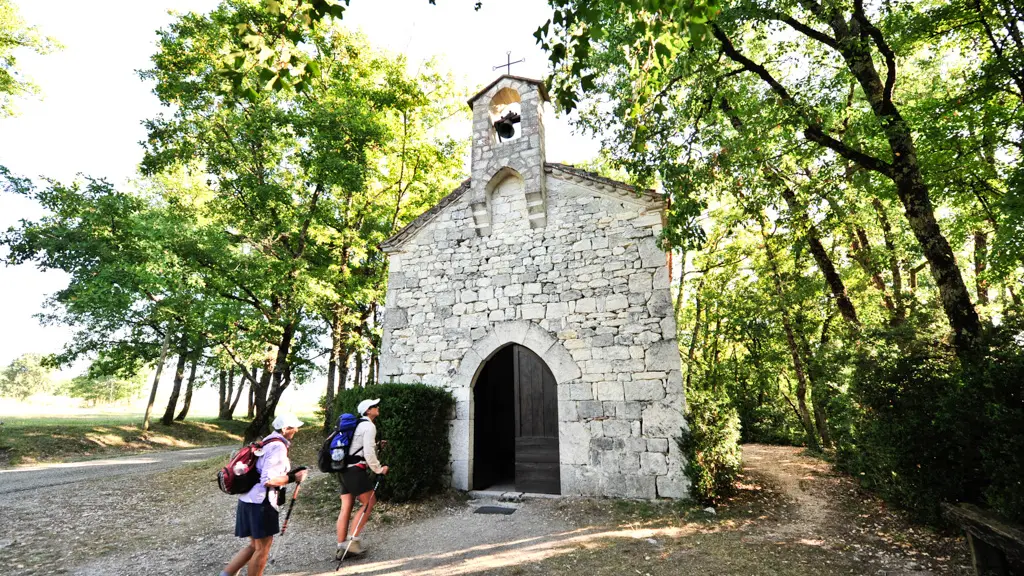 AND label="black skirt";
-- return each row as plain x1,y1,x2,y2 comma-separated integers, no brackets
338,466,373,496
